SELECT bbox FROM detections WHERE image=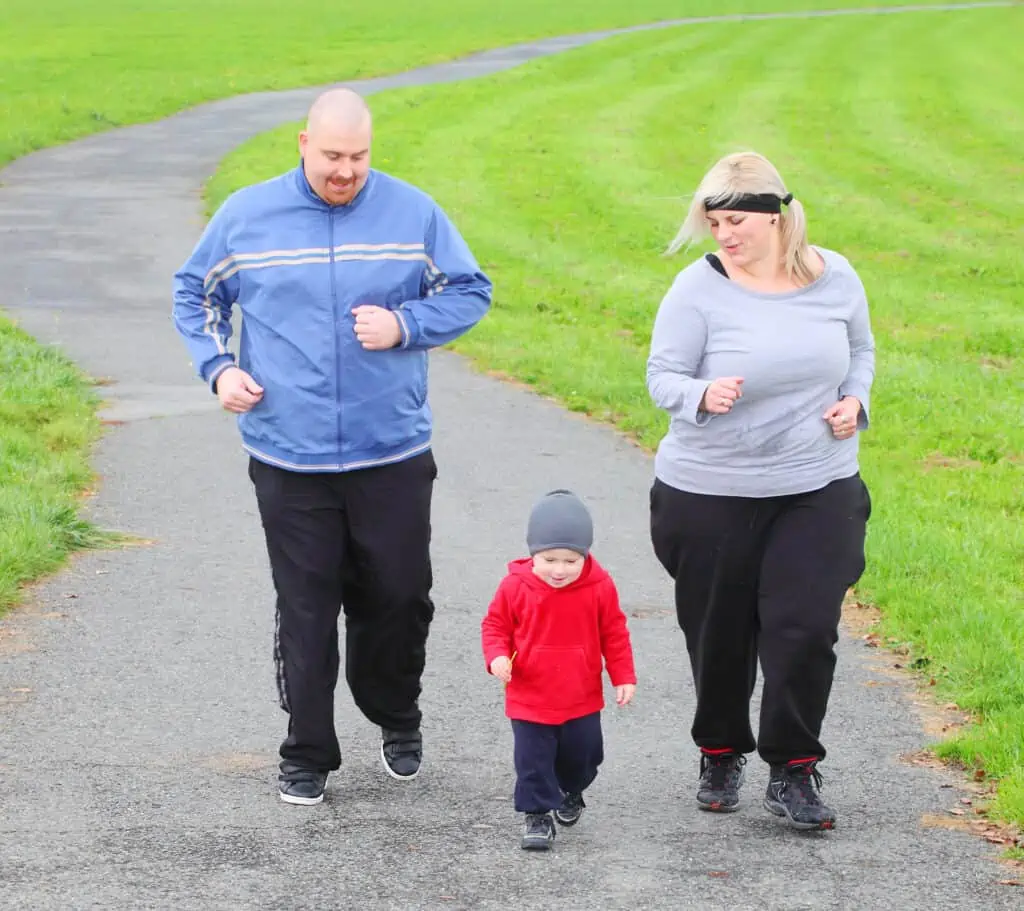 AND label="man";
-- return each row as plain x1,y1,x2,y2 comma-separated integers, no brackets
172,88,492,805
